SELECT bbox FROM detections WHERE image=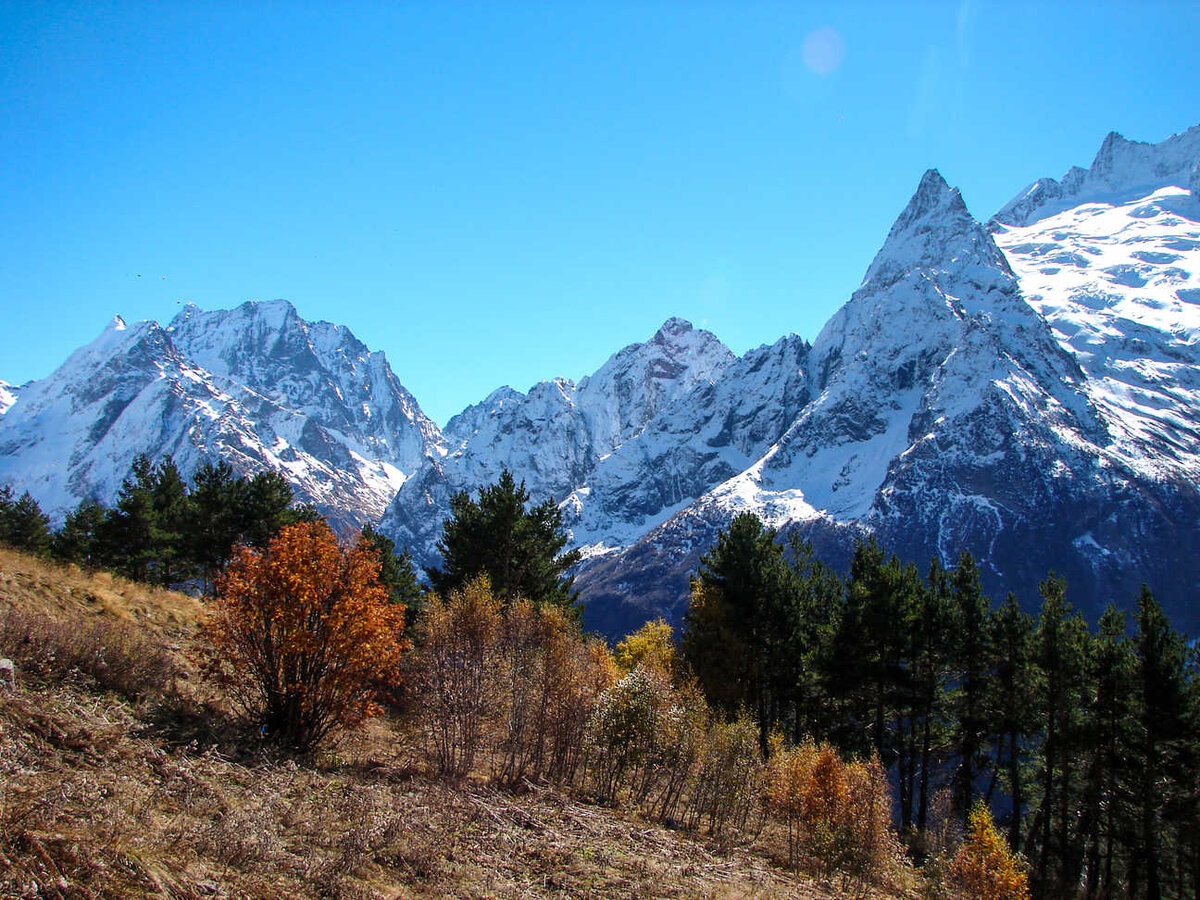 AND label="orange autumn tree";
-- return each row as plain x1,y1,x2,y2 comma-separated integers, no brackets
201,520,408,752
